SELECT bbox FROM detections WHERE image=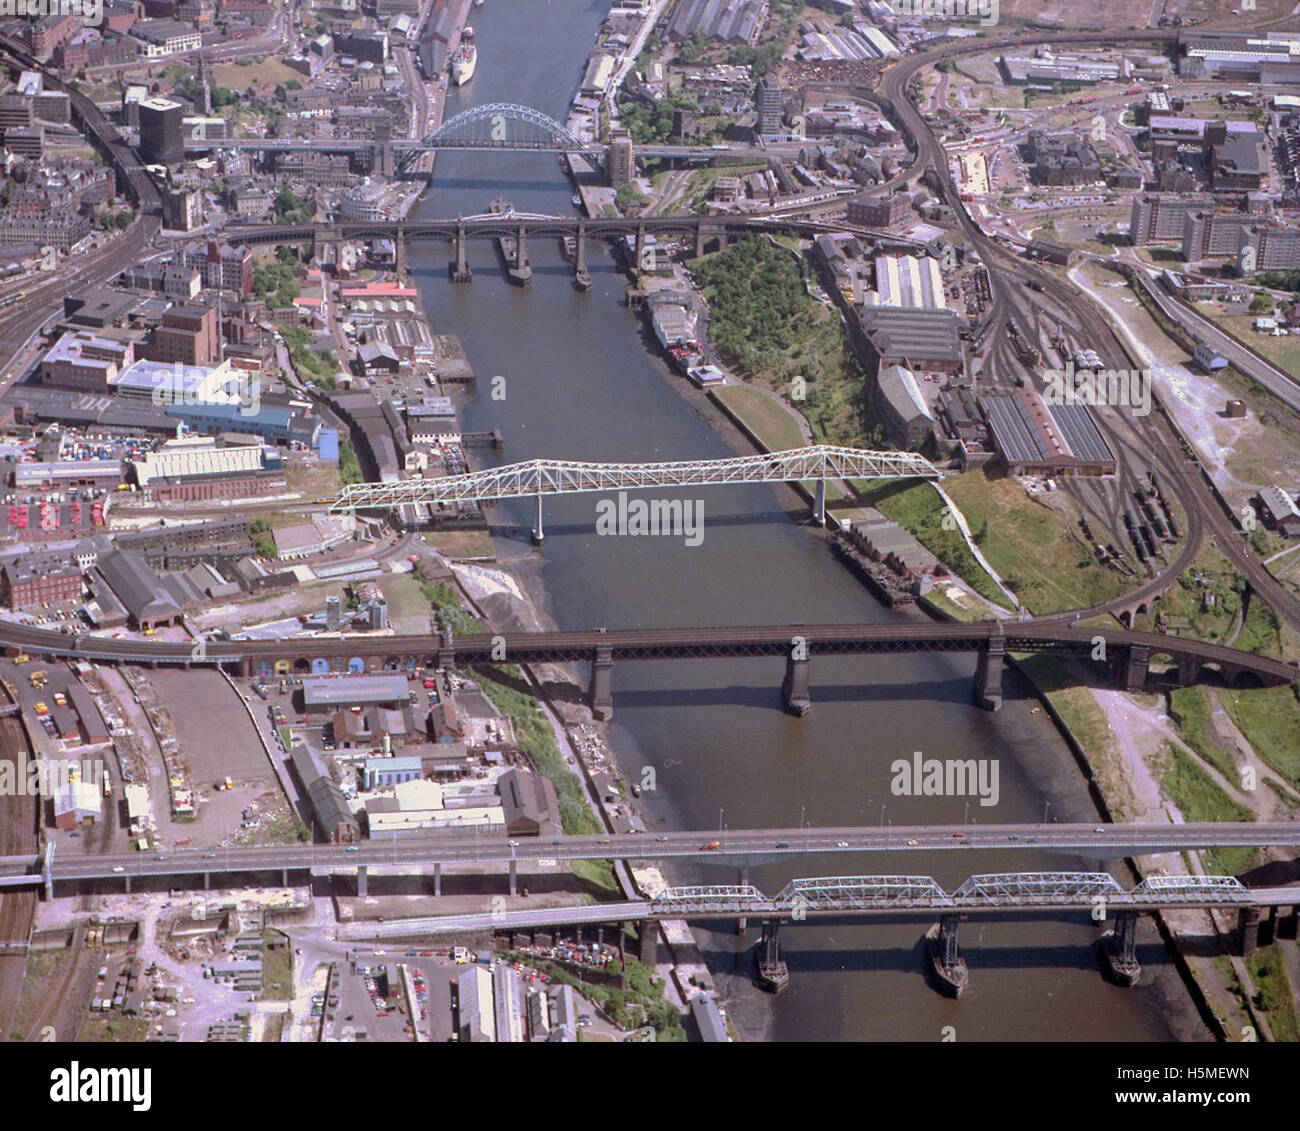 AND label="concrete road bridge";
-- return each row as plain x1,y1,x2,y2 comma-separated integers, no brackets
328,445,940,537
0,621,1293,718
5,822,1300,894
